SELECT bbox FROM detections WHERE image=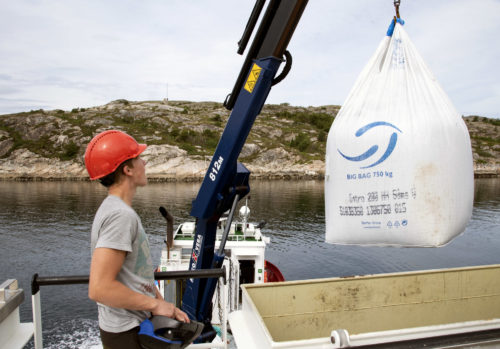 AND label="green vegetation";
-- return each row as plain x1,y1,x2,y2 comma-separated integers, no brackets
211,114,223,125
475,148,494,158
276,110,334,132
471,135,500,146
317,130,327,142
171,128,220,155
1,101,497,171
263,110,336,159
469,115,500,127
488,118,500,127
290,133,312,152
9,131,53,157
60,141,80,161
